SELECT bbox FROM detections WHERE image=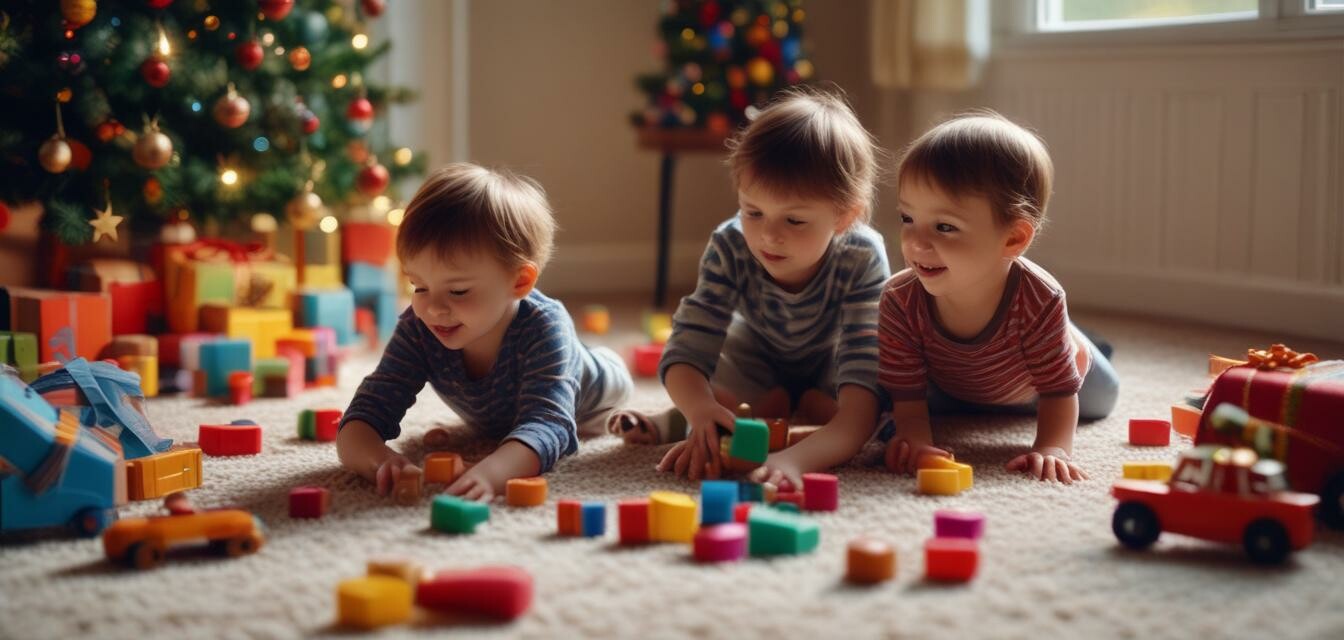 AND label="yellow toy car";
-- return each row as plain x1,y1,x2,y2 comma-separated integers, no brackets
103,509,265,569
